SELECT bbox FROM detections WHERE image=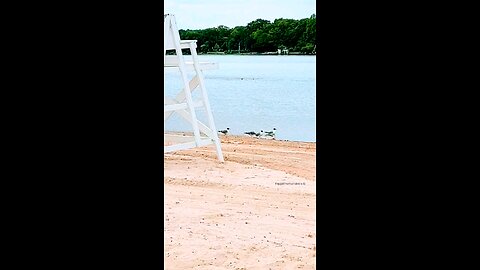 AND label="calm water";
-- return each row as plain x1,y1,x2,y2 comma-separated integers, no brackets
164,55,316,142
